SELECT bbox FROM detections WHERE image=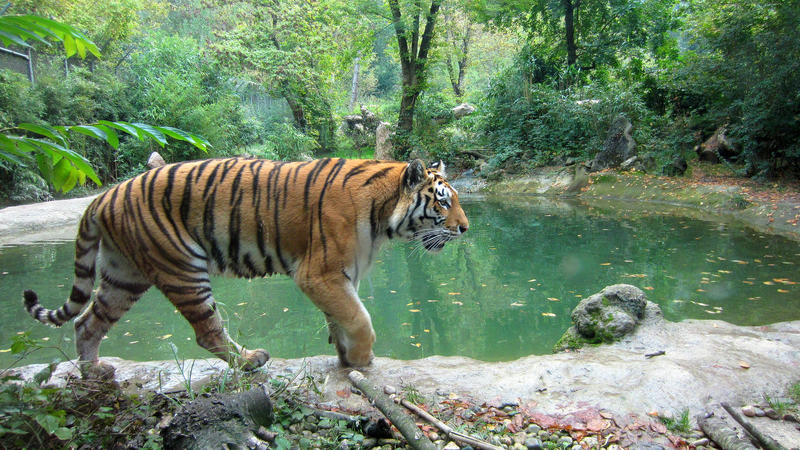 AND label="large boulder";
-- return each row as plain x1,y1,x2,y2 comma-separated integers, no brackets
375,122,393,161
697,126,739,163
590,115,636,171
661,155,688,176
554,284,653,351
147,151,166,169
